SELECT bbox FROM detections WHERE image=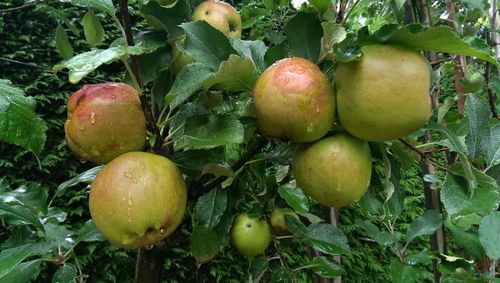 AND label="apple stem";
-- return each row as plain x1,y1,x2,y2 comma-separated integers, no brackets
134,241,170,283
